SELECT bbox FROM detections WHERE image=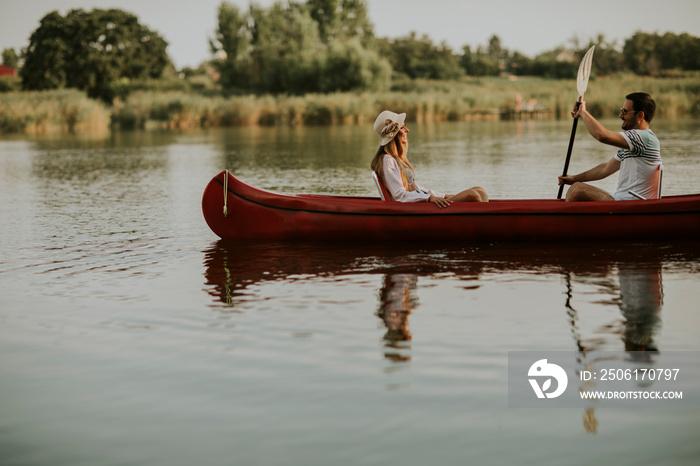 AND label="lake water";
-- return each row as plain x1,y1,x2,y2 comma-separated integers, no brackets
1,119,700,465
